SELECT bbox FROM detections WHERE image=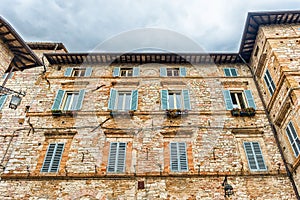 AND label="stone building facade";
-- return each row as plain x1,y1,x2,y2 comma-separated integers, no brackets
0,11,299,200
